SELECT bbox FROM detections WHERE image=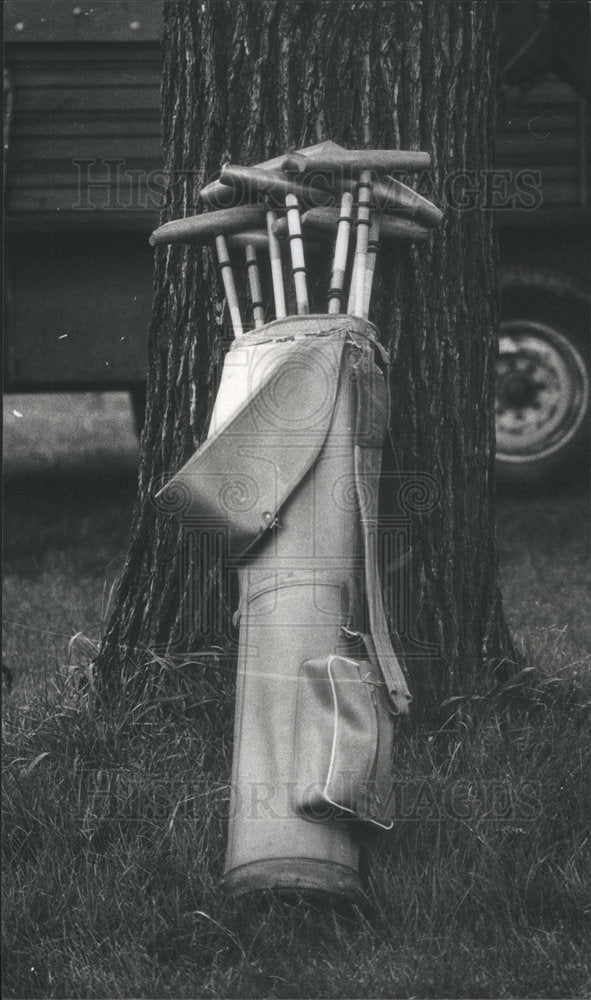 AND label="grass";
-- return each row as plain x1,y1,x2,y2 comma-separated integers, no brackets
3,393,591,999
3,393,139,690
